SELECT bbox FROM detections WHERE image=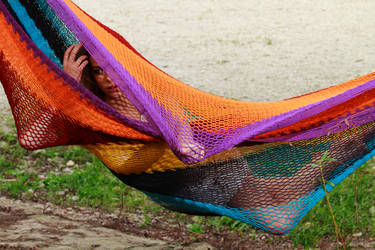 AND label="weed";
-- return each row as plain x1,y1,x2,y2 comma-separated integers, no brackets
314,151,345,249
264,37,273,45
141,215,152,227
188,222,205,234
